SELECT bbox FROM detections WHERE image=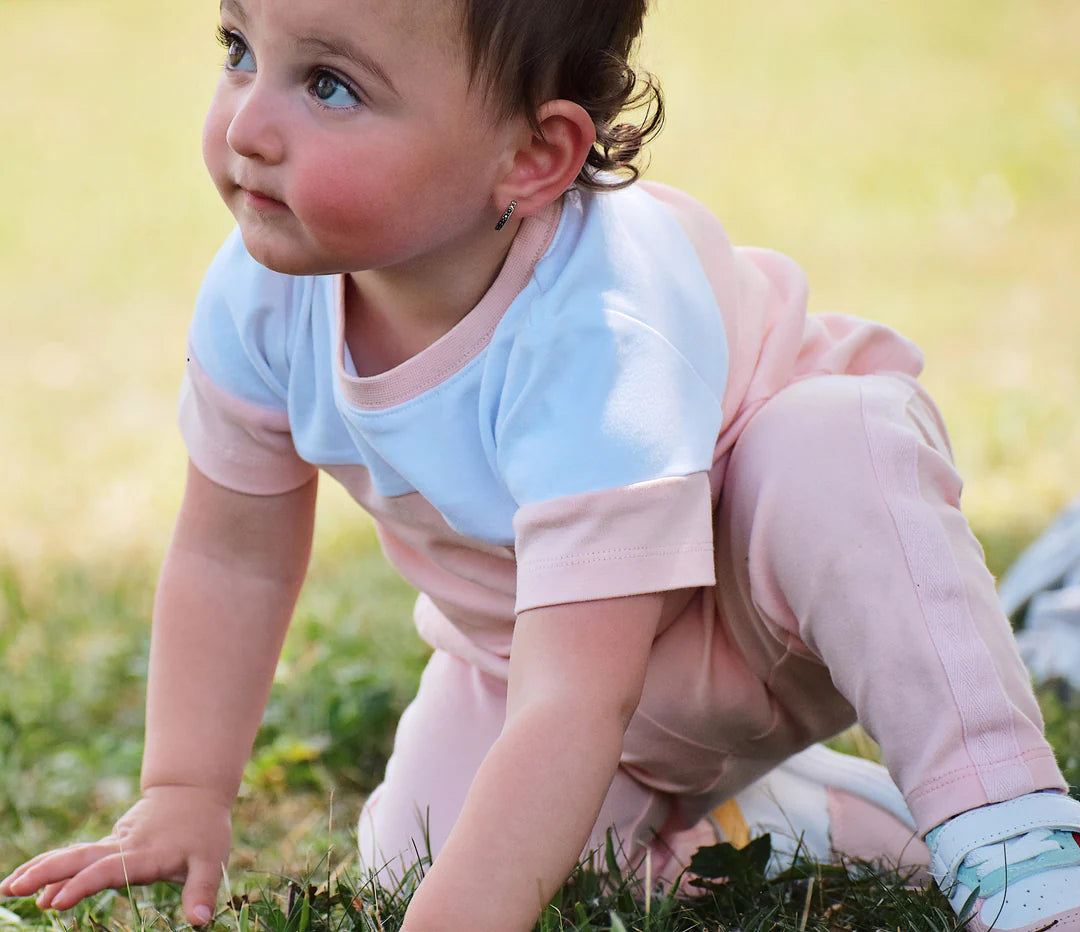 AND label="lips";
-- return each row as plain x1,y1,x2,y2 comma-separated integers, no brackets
237,182,286,210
